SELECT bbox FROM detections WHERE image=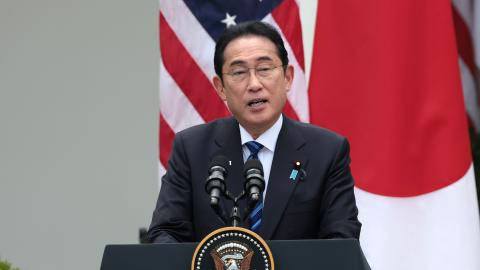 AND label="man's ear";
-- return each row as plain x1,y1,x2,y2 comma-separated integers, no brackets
213,76,227,101
284,64,294,93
